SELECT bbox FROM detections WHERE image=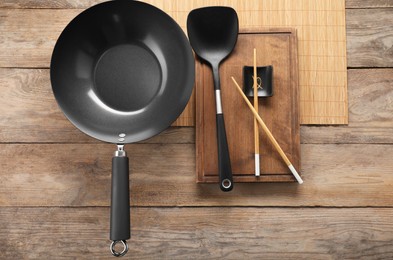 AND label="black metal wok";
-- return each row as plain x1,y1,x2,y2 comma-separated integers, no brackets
50,0,194,256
